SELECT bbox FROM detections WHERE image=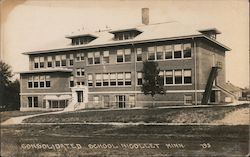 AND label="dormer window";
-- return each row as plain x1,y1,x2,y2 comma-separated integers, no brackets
109,28,142,41
66,34,97,45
